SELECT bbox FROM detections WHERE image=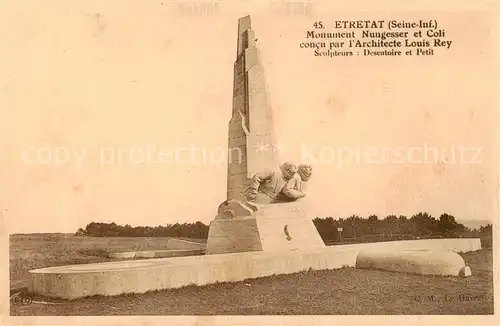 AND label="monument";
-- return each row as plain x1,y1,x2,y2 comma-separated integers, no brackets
26,16,481,300
205,15,325,255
